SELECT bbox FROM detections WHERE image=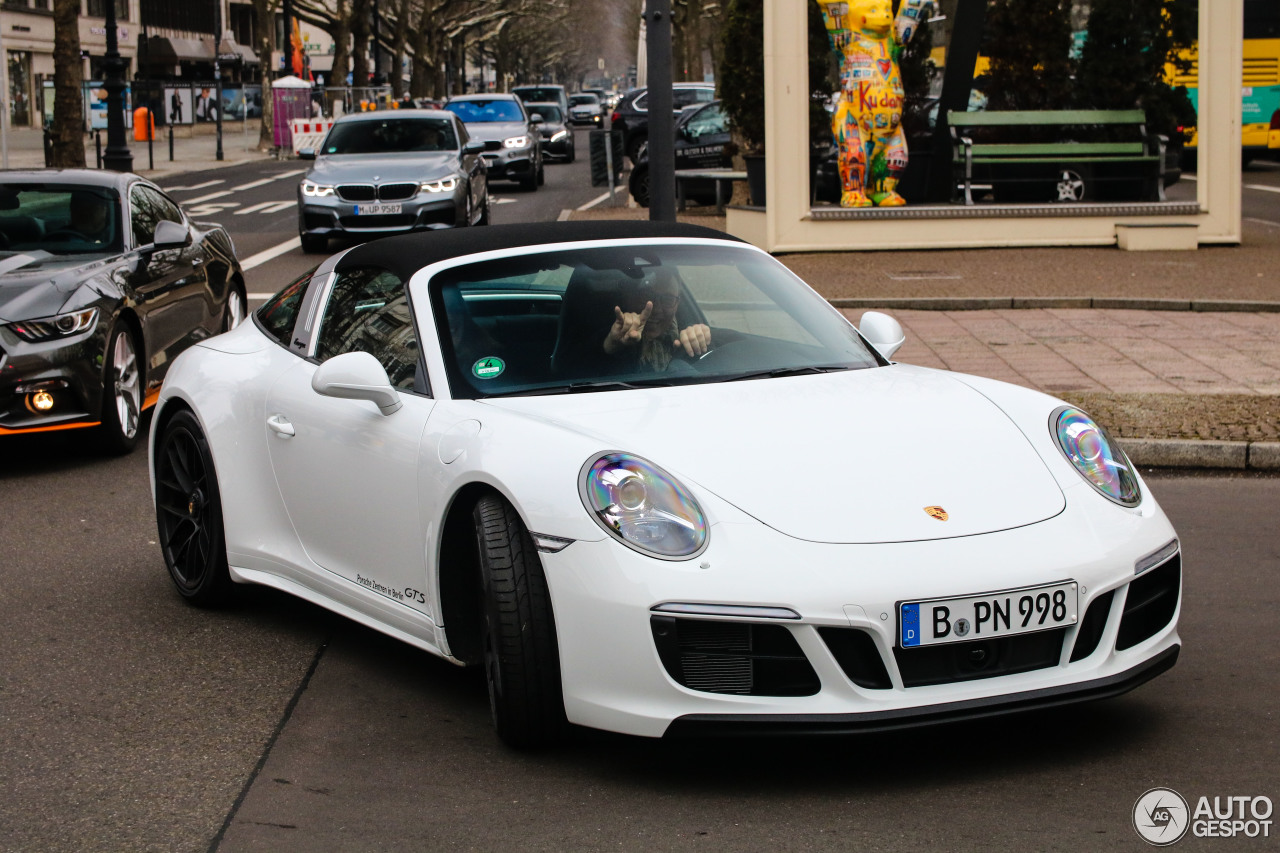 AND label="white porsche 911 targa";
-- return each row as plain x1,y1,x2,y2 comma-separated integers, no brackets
149,222,1181,747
